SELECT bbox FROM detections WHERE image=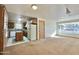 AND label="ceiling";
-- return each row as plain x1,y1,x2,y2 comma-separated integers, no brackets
5,4,79,21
